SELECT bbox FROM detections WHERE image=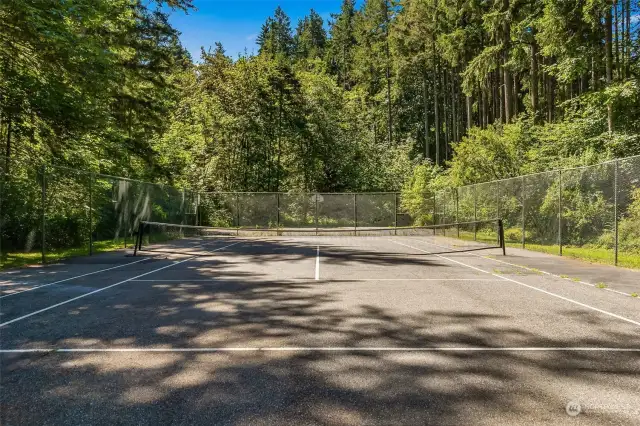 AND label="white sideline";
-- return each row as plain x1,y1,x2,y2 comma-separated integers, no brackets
0,258,149,299
1,347,639,353
391,240,640,328
0,241,243,328
412,237,635,298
